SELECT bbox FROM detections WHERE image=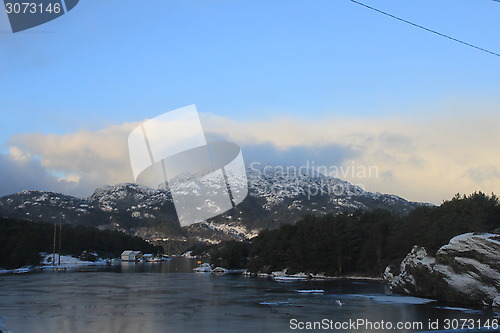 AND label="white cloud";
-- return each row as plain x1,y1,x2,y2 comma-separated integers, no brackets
8,146,31,162
0,152,77,196
2,101,499,204
199,104,500,204
5,122,139,197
